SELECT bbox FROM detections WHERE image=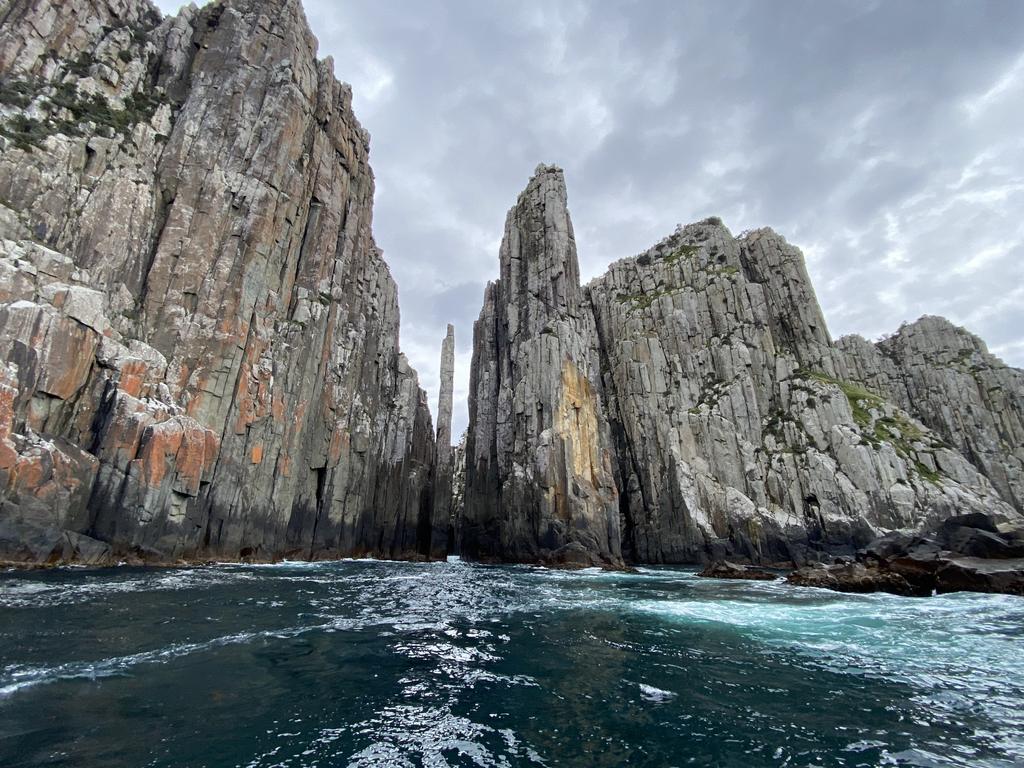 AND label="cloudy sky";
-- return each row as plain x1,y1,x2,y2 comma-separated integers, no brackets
156,0,1024,437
